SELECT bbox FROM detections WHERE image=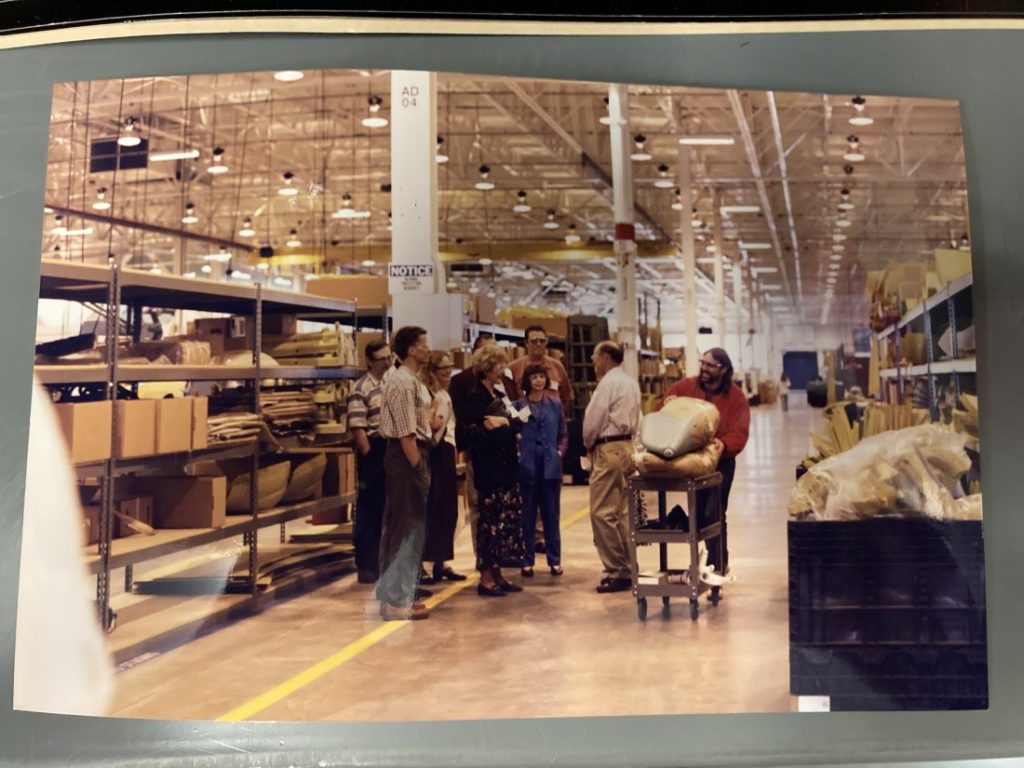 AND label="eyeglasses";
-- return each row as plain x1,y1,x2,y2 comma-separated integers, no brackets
700,360,723,370
436,365,454,371
370,354,394,363
527,337,548,344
